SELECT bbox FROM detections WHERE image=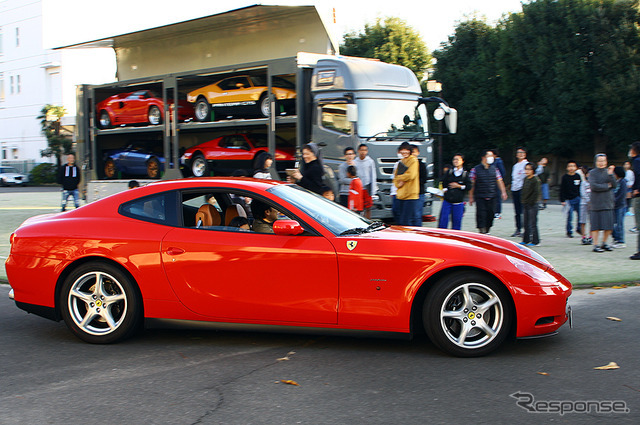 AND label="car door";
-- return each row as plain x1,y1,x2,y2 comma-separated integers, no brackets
160,220,339,324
